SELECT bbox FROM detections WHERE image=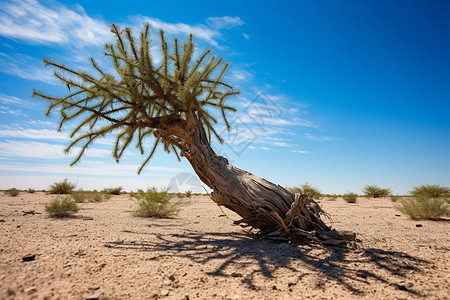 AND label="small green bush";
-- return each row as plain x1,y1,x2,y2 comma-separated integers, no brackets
132,187,181,218
390,195,402,202
185,190,192,198
410,184,450,198
103,187,122,195
343,192,358,203
49,179,75,194
395,196,450,220
27,188,36,194
363,185,391,198
71,190,106,203
288,182,322,199
45,196,79,218
6,188,19,196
